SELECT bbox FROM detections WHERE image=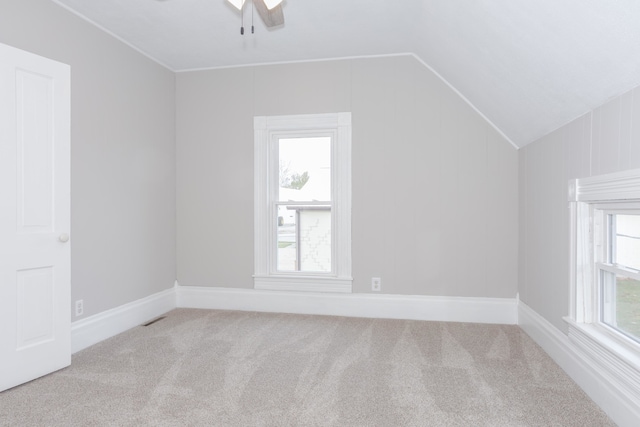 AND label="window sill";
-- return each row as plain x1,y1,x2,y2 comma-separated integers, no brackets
564,317,640,402
254,275,352,293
